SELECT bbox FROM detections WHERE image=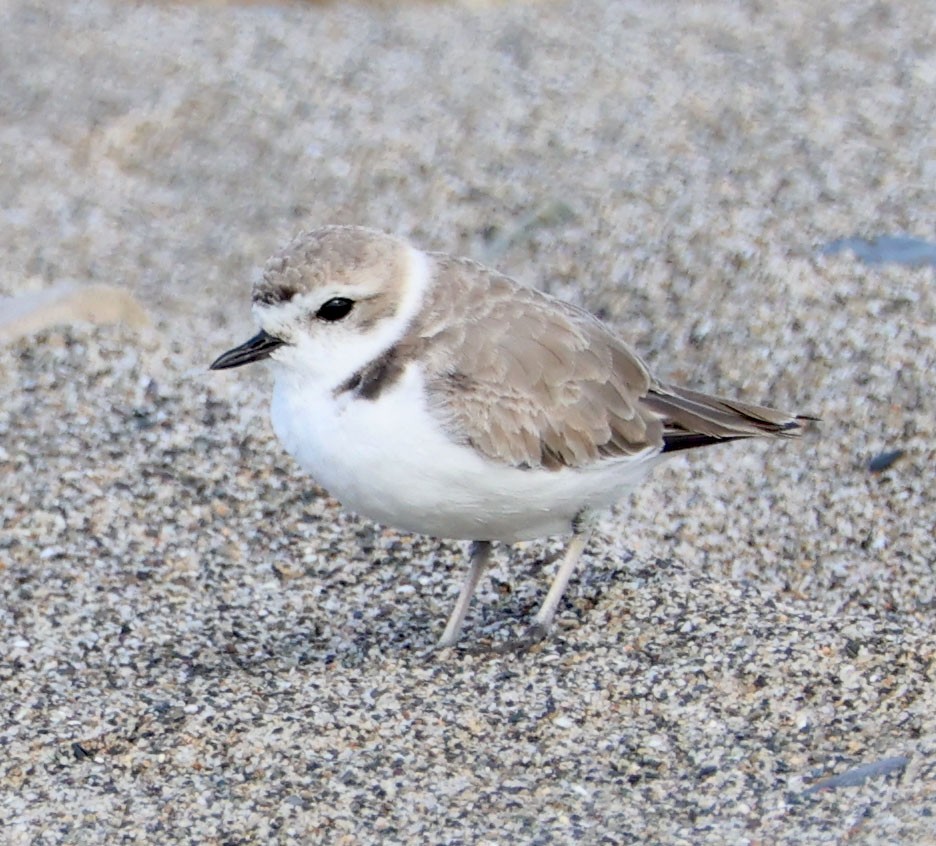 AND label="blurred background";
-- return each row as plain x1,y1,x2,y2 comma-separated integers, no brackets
3,0,931,369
